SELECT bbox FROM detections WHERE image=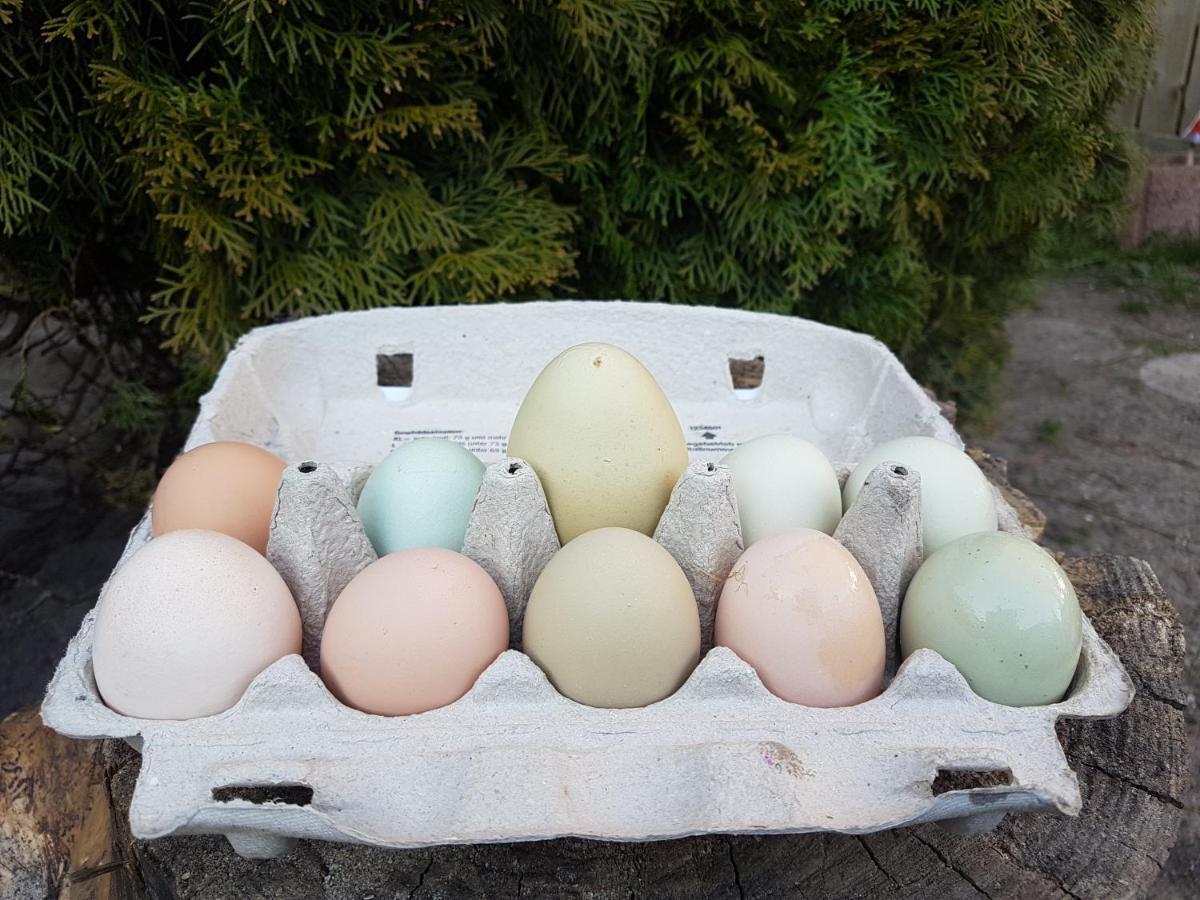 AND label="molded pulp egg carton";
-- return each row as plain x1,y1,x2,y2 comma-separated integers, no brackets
42,302,1134,859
